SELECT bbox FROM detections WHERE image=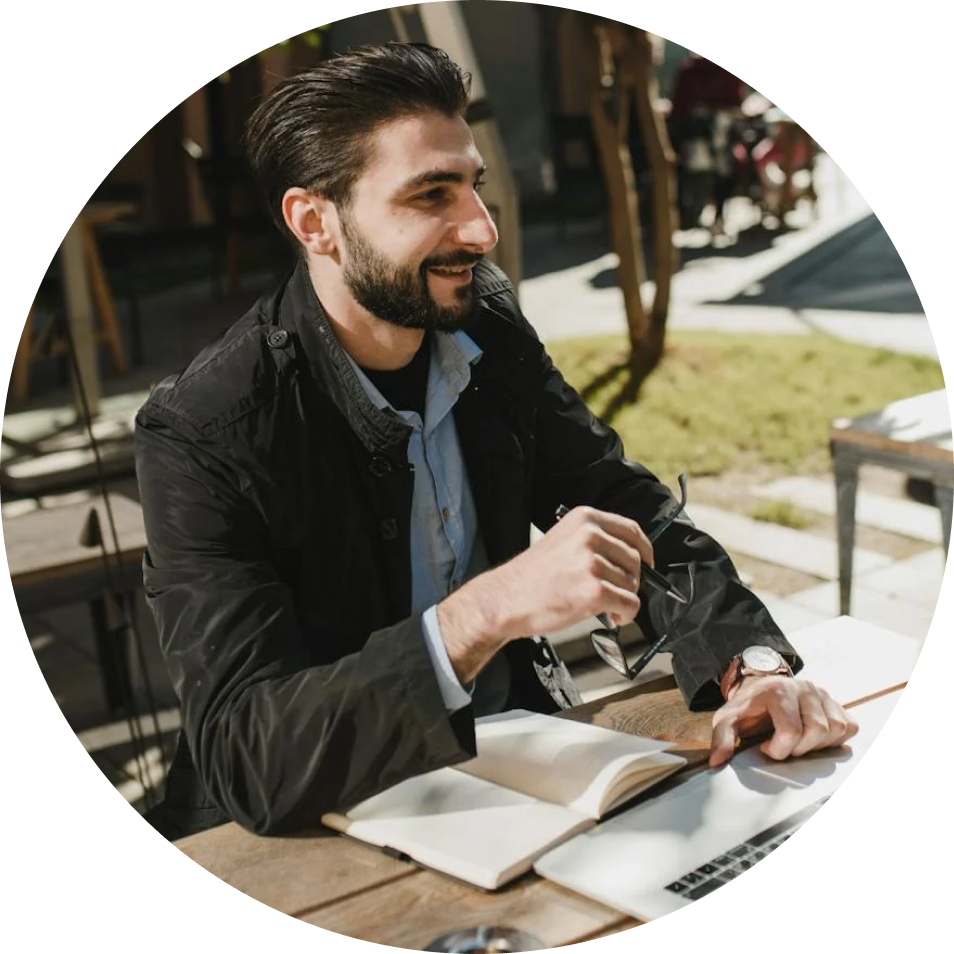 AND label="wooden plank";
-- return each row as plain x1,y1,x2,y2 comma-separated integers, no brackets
830,428,953,464
558,674,715,809
4,494,146,586
562,919,642,945
831,389,953,464
175,823,415,916
299,871,633,950
562,673,713,747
